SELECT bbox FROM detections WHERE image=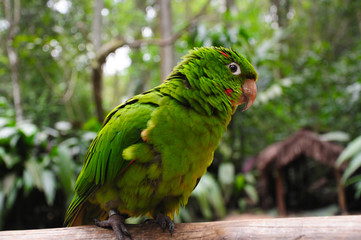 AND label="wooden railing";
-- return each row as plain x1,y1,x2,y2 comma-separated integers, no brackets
1,215,360,239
